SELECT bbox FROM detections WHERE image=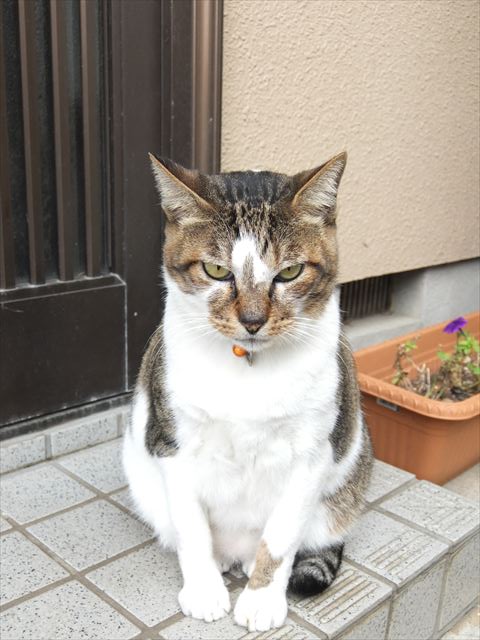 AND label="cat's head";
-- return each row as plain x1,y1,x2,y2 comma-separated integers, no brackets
150,153,346,351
